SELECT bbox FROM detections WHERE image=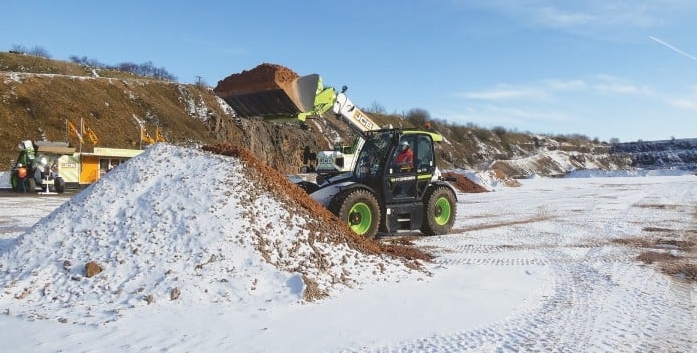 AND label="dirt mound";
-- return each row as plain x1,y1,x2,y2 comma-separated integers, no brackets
486,169,522,187
202,143,374,250
213,63,299,95
442,171,489,193
202,143,434,263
